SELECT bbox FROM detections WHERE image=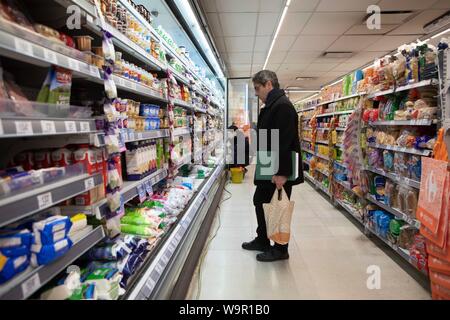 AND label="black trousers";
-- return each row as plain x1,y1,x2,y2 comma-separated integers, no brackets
253,183,293,253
